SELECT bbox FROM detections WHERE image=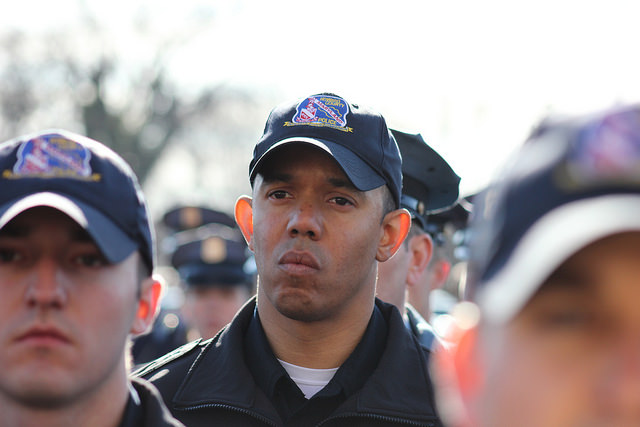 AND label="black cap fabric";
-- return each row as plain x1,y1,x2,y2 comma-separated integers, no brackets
0,130,154,271
171,235,250,288
425,197,473,244
391,129,460,228
250,93,403,207
469,104,640,323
